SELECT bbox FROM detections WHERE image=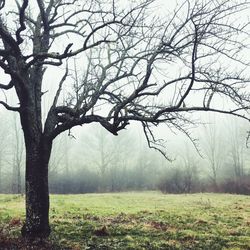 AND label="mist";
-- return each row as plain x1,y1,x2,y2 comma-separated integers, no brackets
0,108,249,195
